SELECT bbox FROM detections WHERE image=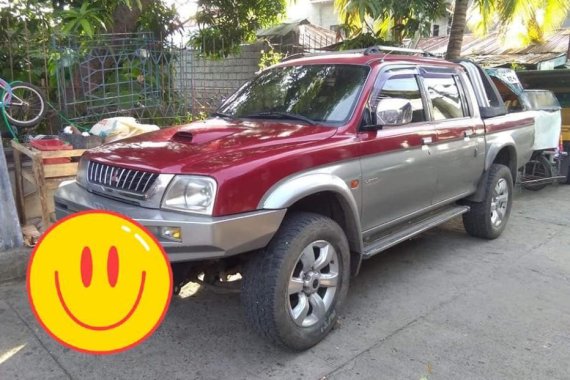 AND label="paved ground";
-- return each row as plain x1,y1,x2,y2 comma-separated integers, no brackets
1,185,570,379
